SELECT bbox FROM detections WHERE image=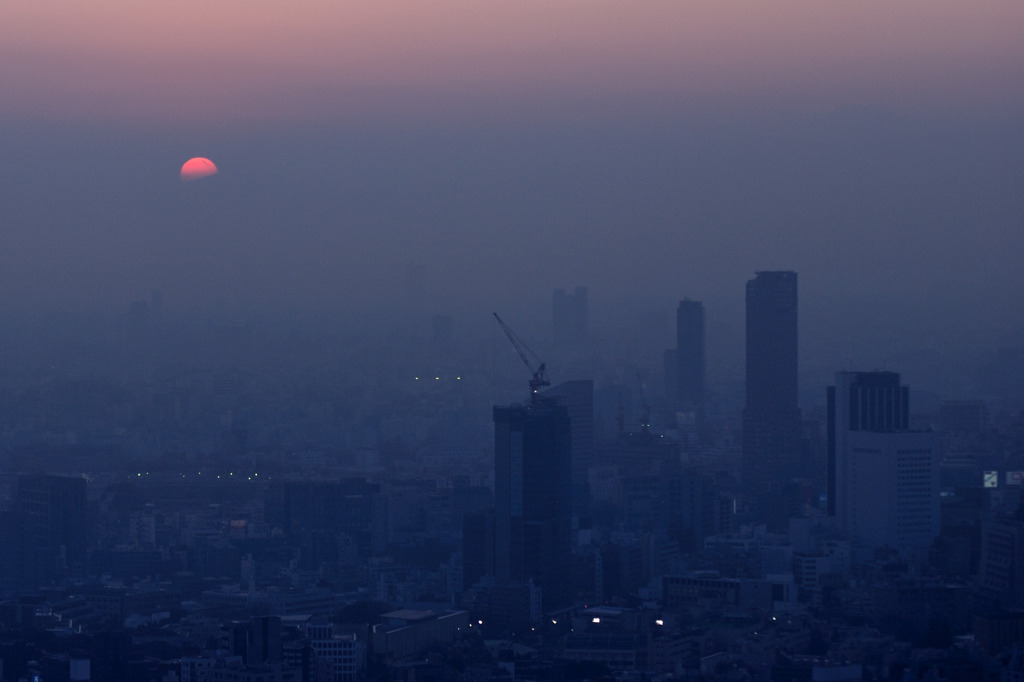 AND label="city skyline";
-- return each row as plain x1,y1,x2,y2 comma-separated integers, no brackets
3,3,1024,677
